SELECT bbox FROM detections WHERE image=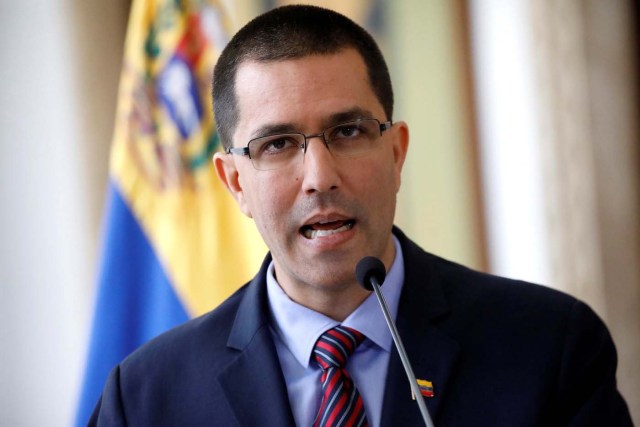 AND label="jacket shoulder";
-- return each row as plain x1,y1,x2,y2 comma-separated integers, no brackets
122,282,249,372
396,225,579,317
396,229,632,424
